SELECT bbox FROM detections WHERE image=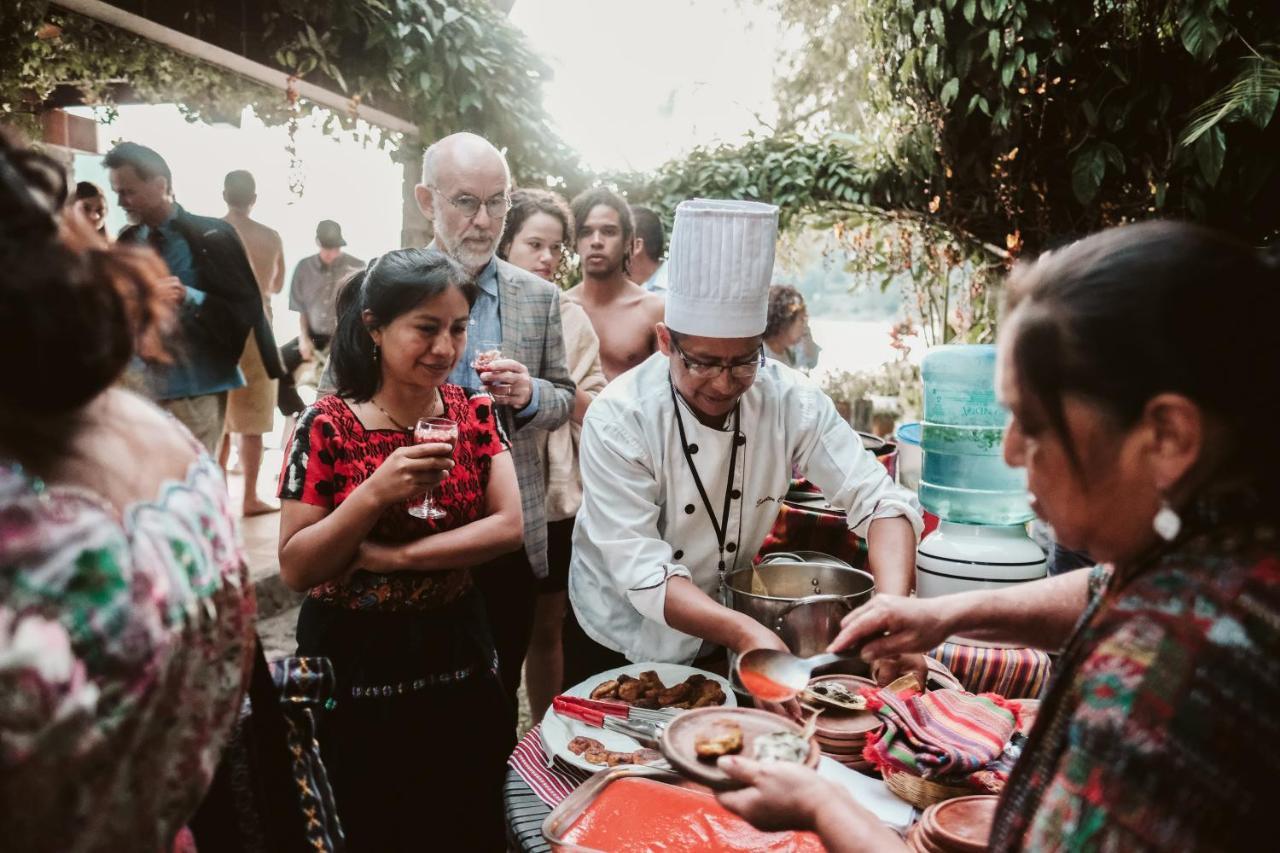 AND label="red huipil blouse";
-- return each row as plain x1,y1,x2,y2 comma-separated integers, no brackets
278,385,509,611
